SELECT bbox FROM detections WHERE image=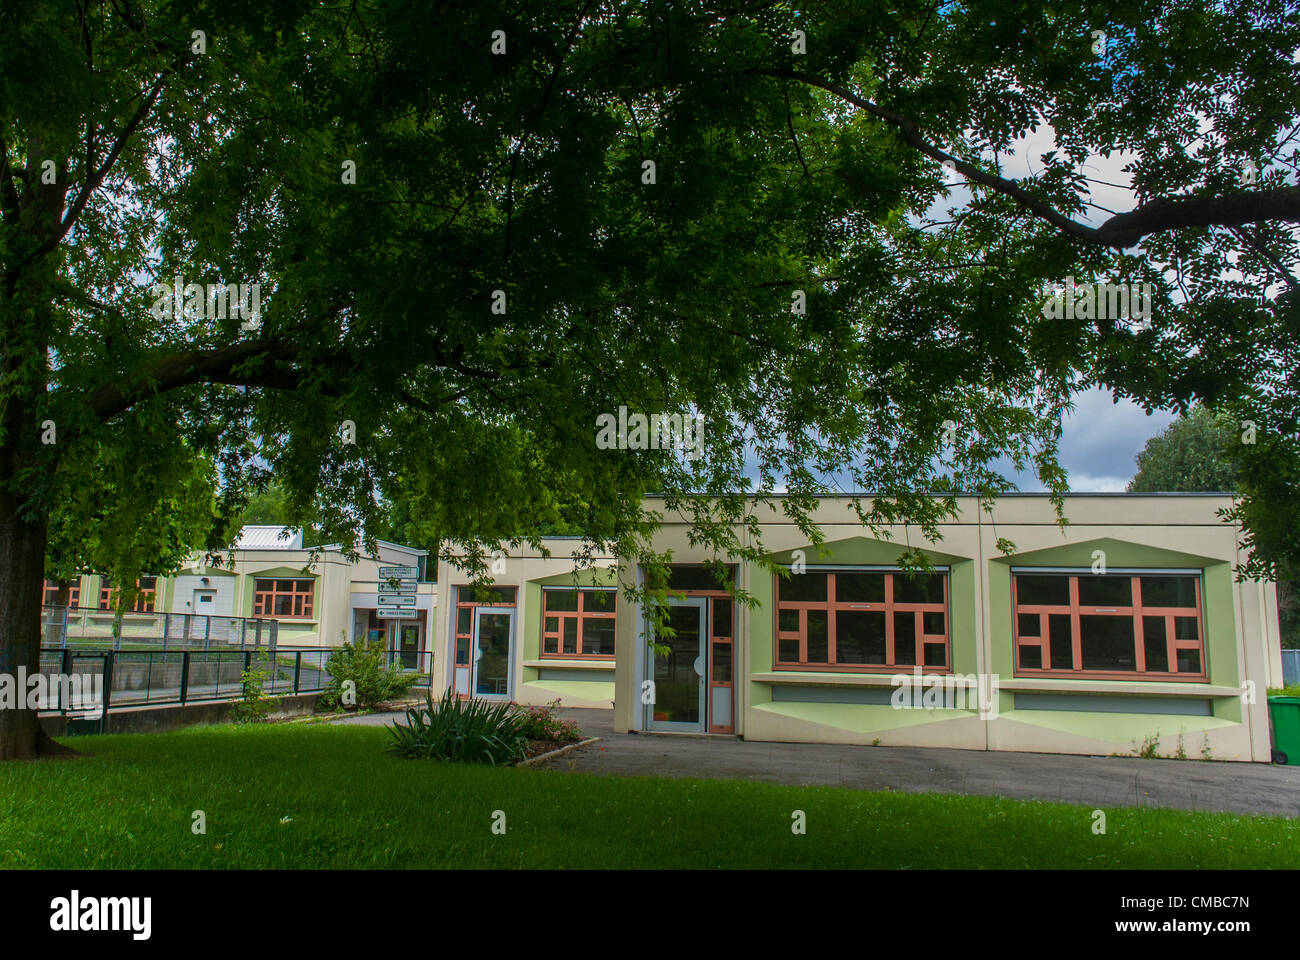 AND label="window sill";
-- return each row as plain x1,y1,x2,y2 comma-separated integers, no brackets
999,677,1237,697
524,658,615,670
753,671,949,688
